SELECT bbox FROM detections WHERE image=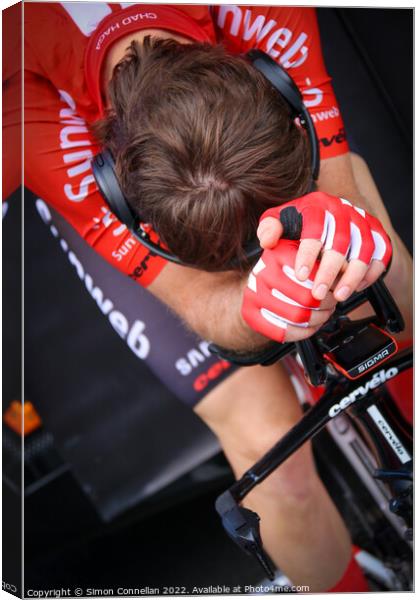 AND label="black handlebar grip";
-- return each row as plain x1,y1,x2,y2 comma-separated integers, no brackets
296,339,327,386
367,279,405,333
